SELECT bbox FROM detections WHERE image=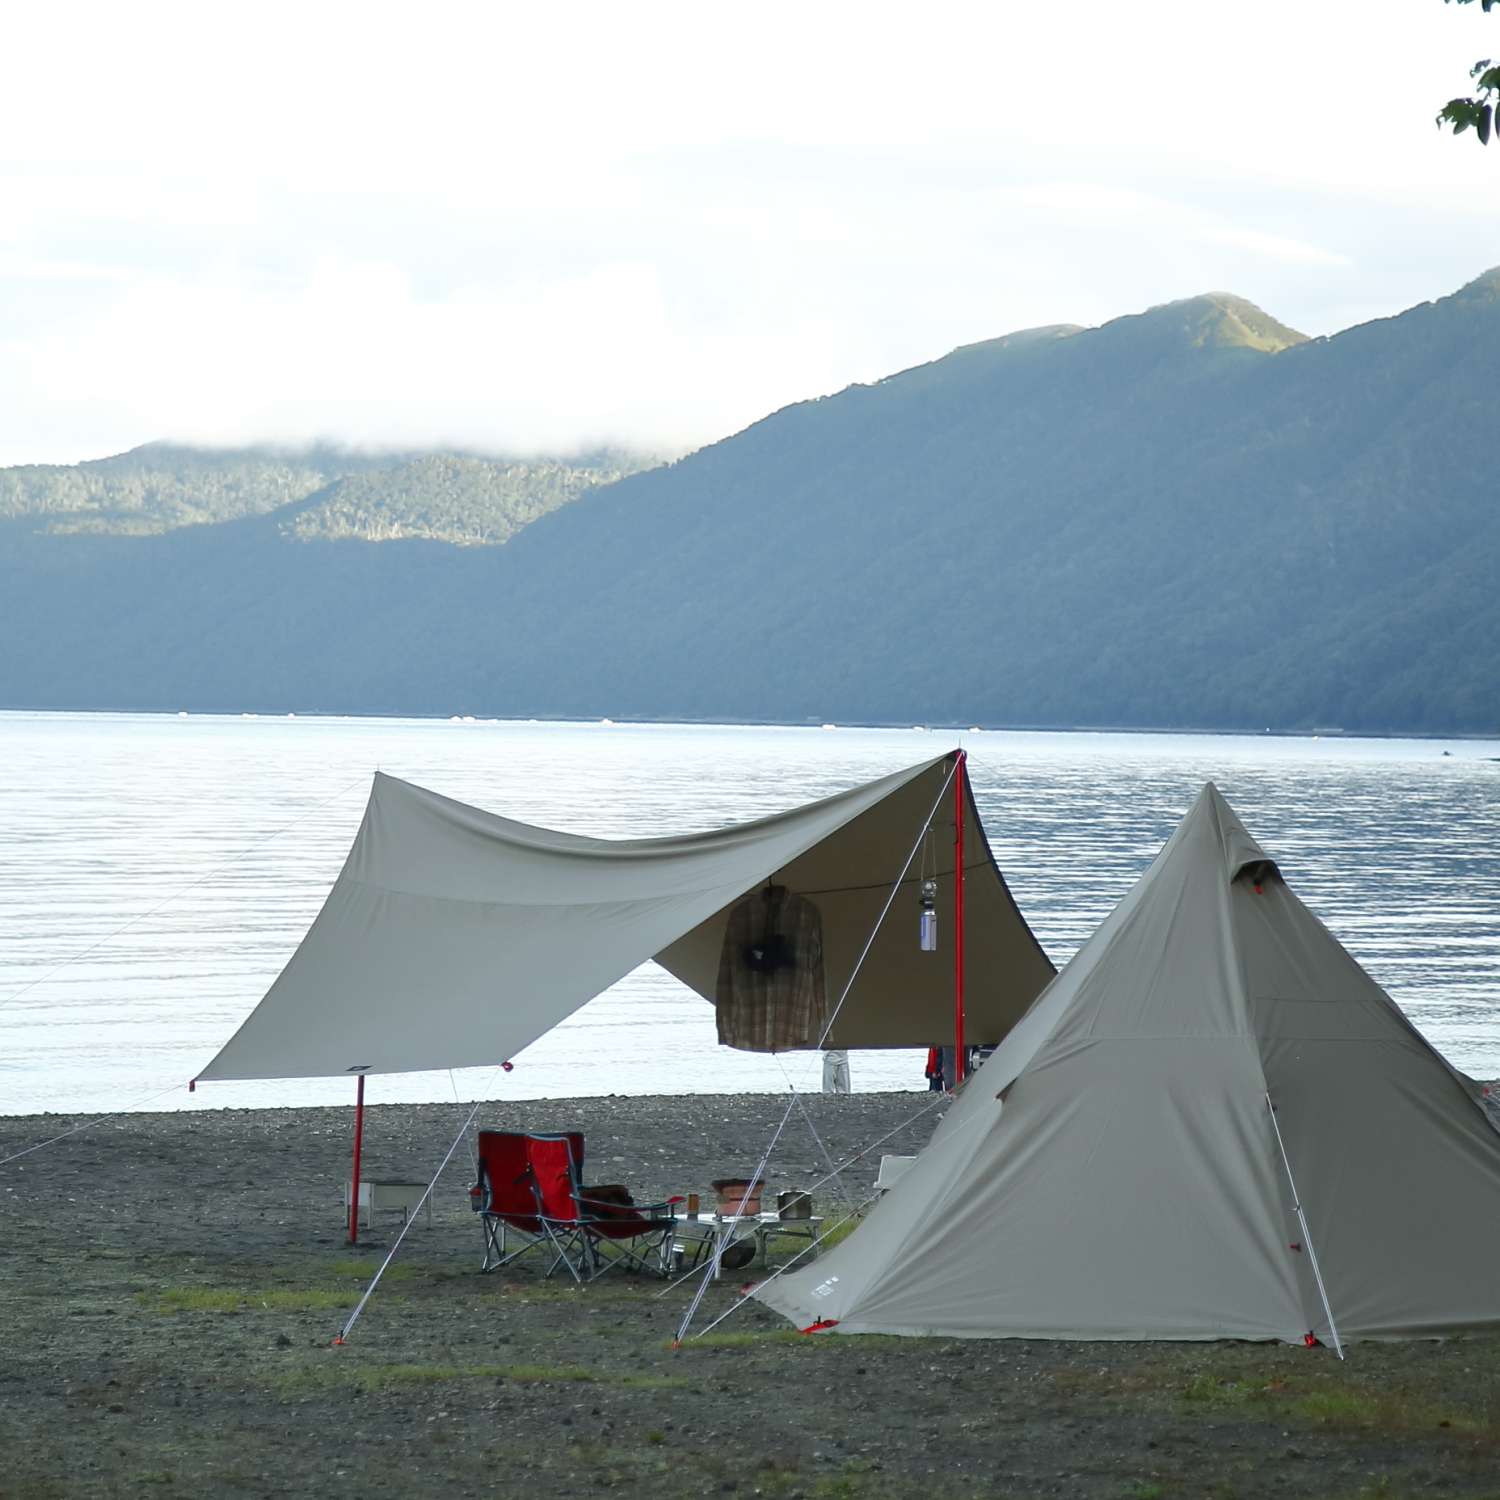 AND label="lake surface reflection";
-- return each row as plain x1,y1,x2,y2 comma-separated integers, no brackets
2,712,1499,1115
